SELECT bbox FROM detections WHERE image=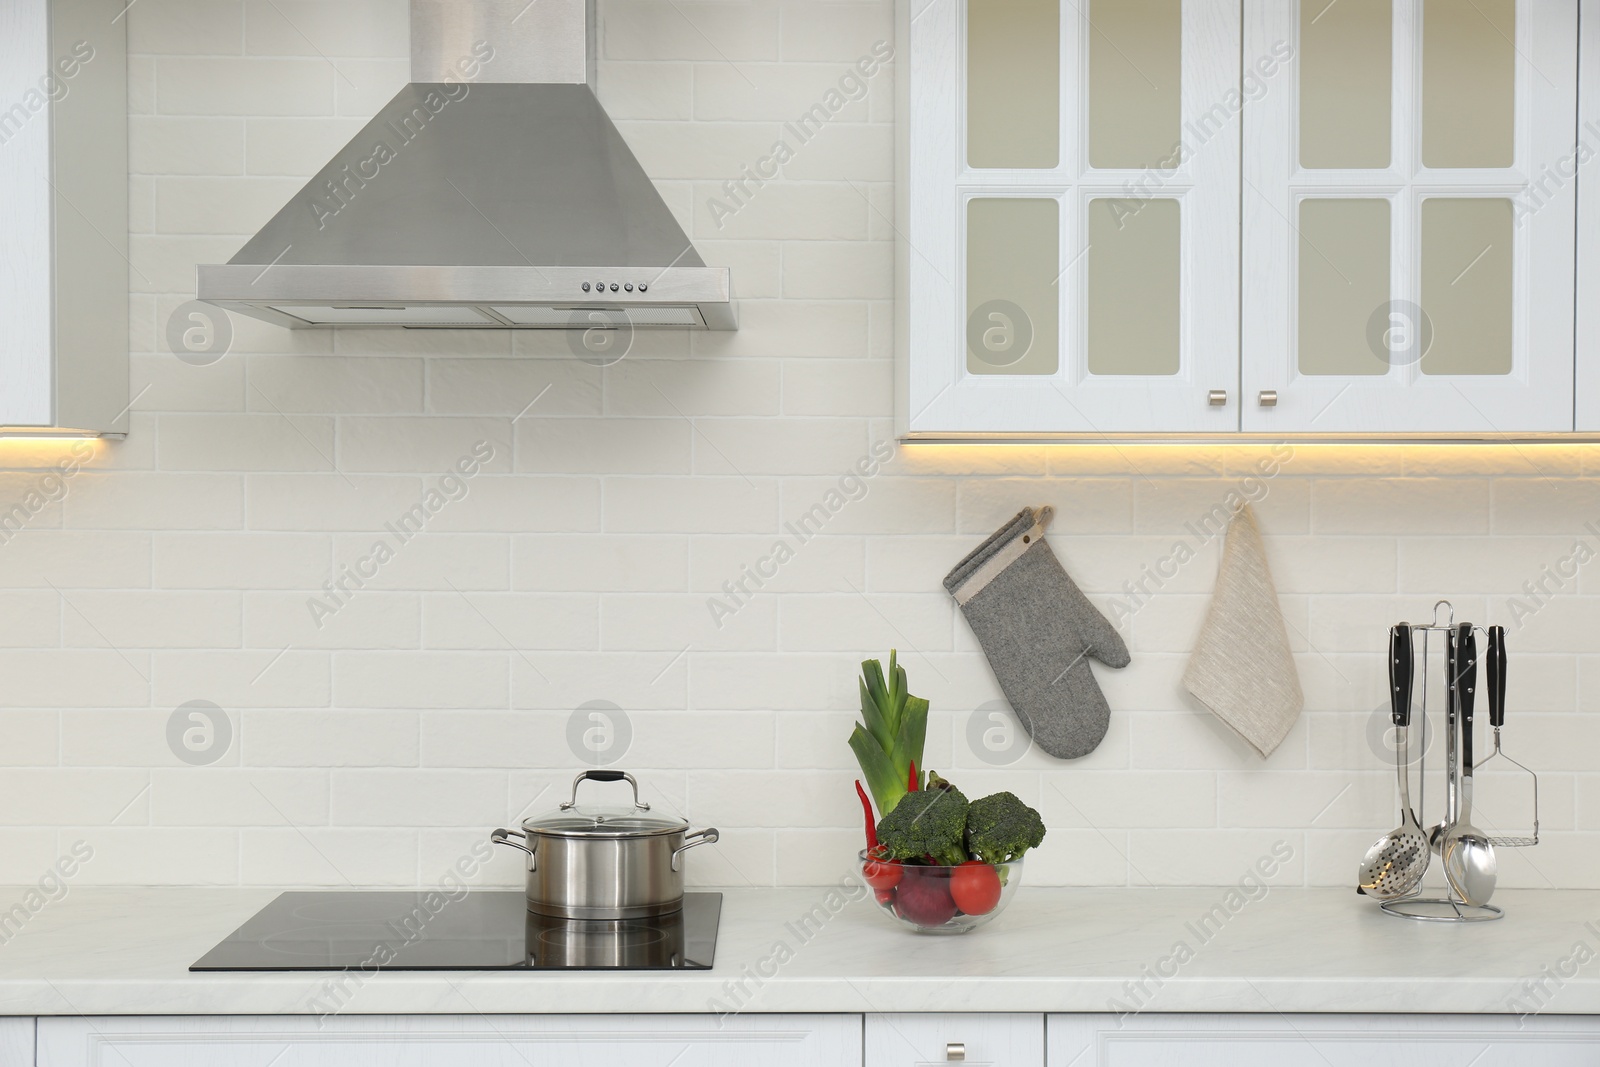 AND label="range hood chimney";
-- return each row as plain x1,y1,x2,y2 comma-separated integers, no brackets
197,0,734,330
